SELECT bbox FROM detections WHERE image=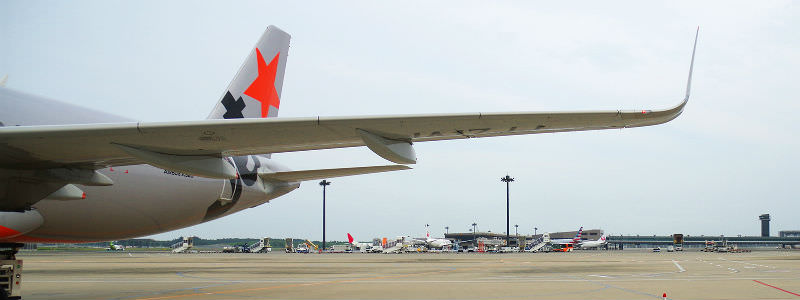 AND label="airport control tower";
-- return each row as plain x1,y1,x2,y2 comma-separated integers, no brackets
760,214,771,237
